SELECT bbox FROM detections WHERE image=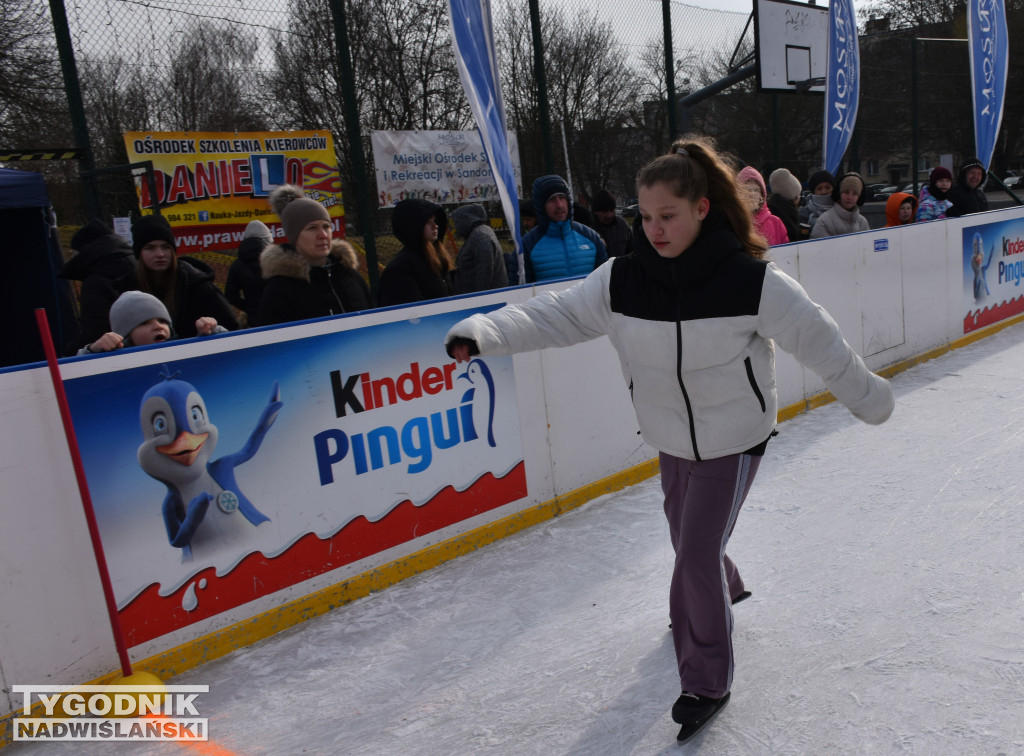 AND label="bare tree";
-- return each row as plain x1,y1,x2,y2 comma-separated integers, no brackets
264,0,346,133
357,0,470,130
81,53,155,164
70,23,266,217
496,1,646,199
265,0,471,220
160,23,268,132
267,0,474,132
857,0,1024,176
679,42,825,180
0,0,67,146
633,38,704,157
859,0,967,30
493,5,542,179
77,52,160,216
